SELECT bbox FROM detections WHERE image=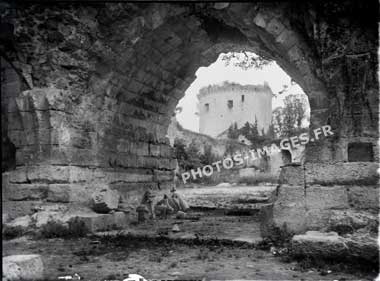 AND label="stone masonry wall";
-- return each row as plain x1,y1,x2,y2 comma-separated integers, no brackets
1,2,378,218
